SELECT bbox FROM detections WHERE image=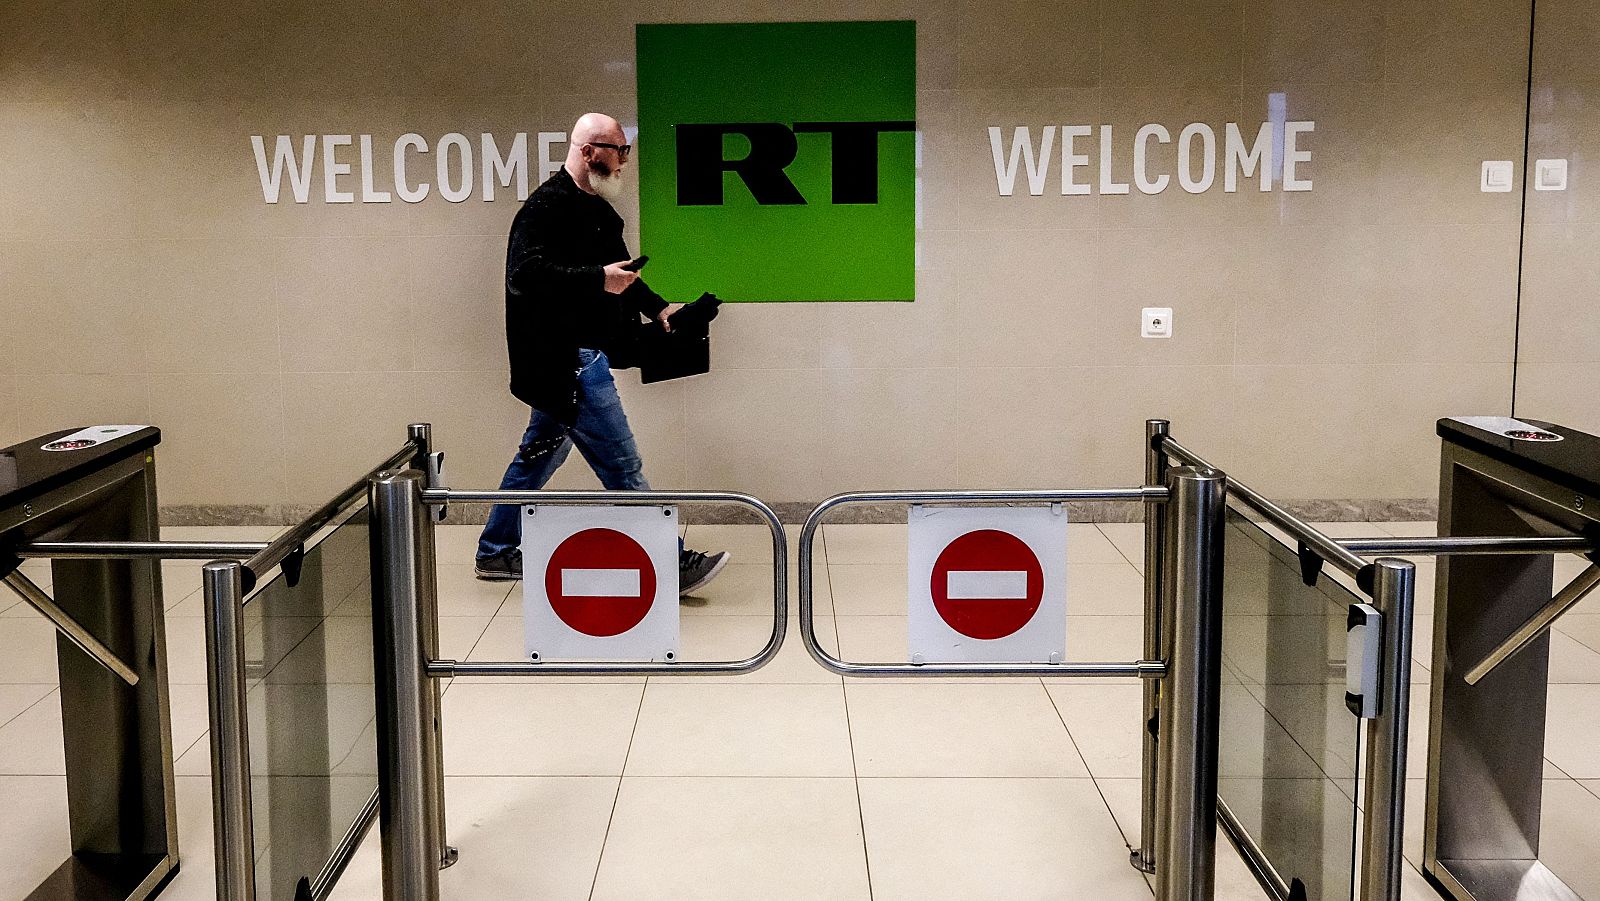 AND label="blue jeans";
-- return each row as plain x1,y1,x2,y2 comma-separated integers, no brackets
477,350,681,560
